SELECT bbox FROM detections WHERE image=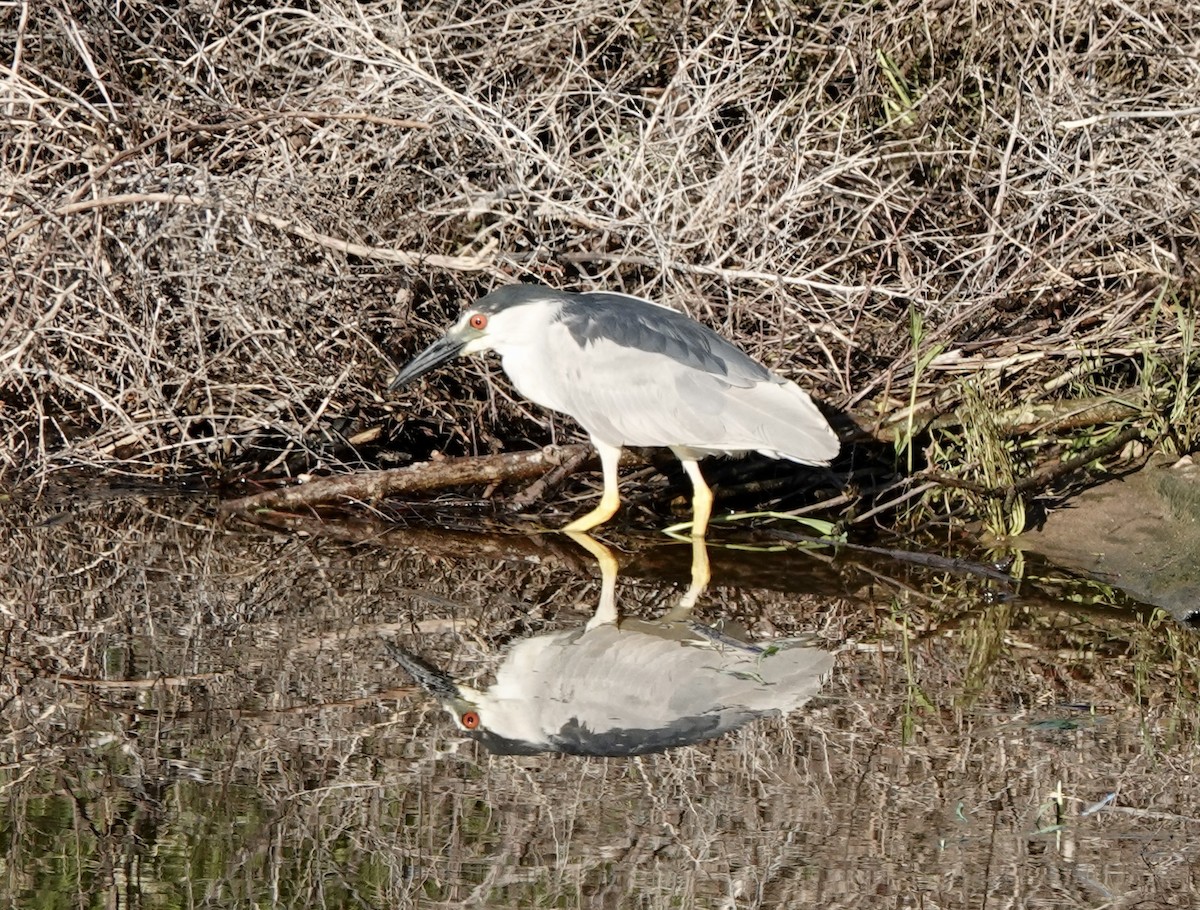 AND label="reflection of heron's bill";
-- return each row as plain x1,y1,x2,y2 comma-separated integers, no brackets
383,640,462,701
